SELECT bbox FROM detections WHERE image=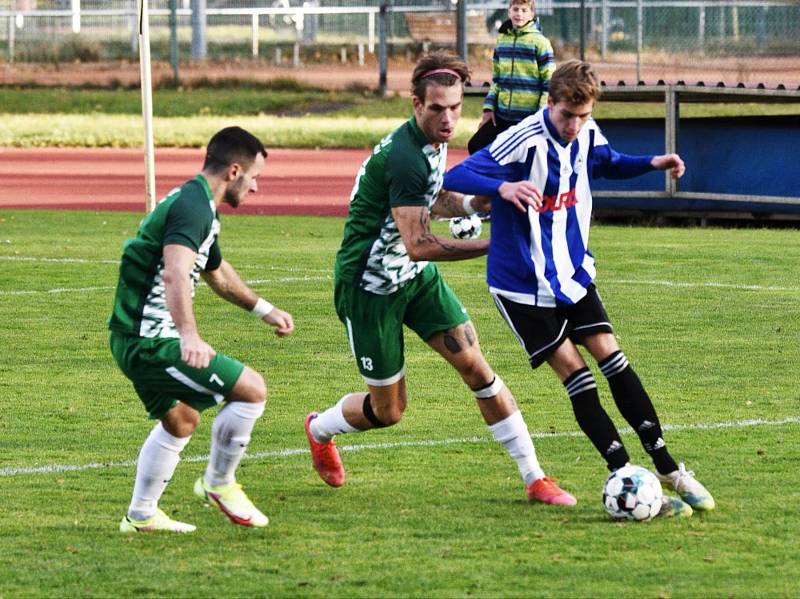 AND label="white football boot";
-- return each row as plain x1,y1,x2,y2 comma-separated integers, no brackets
119,508,196,533
658,463,715,511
